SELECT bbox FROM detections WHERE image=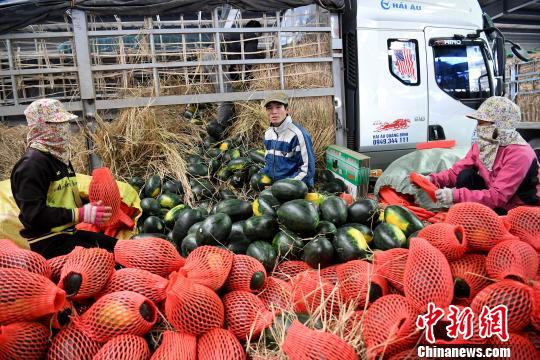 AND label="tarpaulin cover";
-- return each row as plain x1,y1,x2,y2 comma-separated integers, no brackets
0,0,344,34
374,148,468,210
